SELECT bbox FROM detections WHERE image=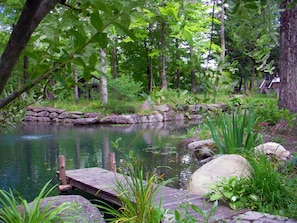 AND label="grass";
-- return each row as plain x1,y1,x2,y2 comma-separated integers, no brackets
247,153,297,217
0,181,75,223
97,163,170,223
